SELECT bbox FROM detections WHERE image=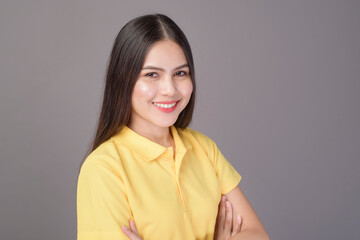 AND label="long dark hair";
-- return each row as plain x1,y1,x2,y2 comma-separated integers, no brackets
88,14,196,157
